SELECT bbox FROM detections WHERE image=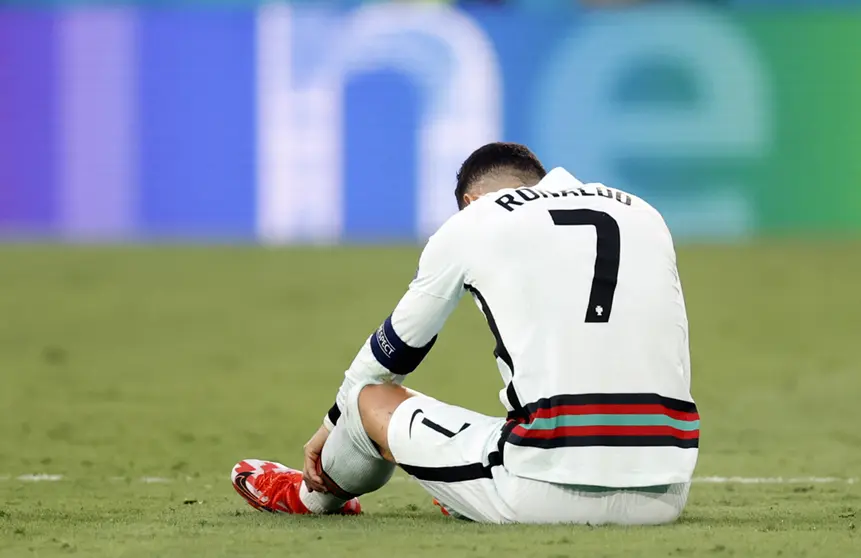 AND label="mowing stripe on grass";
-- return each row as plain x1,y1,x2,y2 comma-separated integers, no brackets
695,476,857,484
